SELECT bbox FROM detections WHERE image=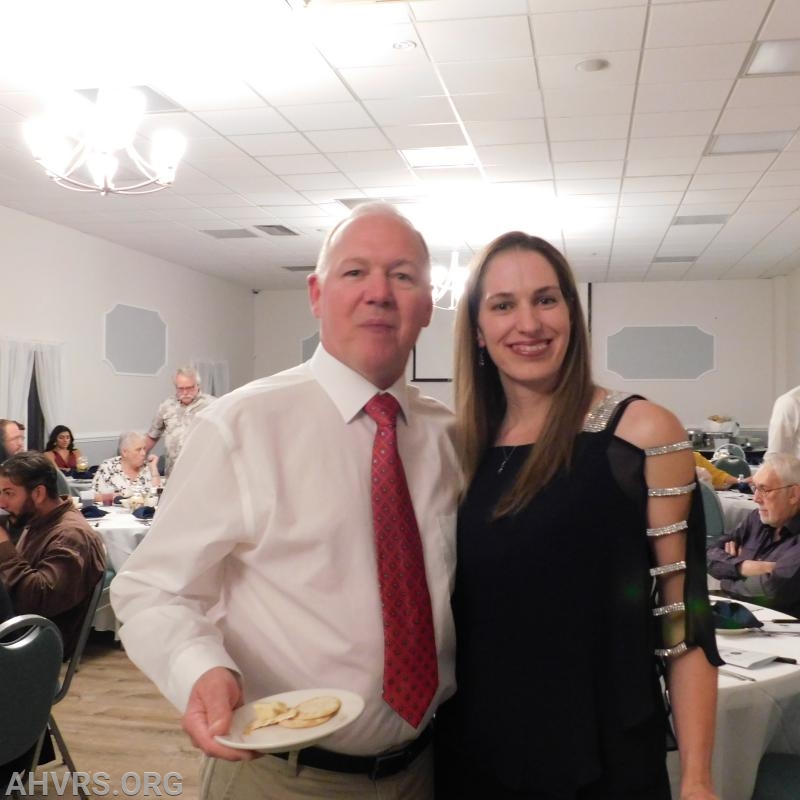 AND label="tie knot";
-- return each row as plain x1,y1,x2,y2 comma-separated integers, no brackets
365,393,400,427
